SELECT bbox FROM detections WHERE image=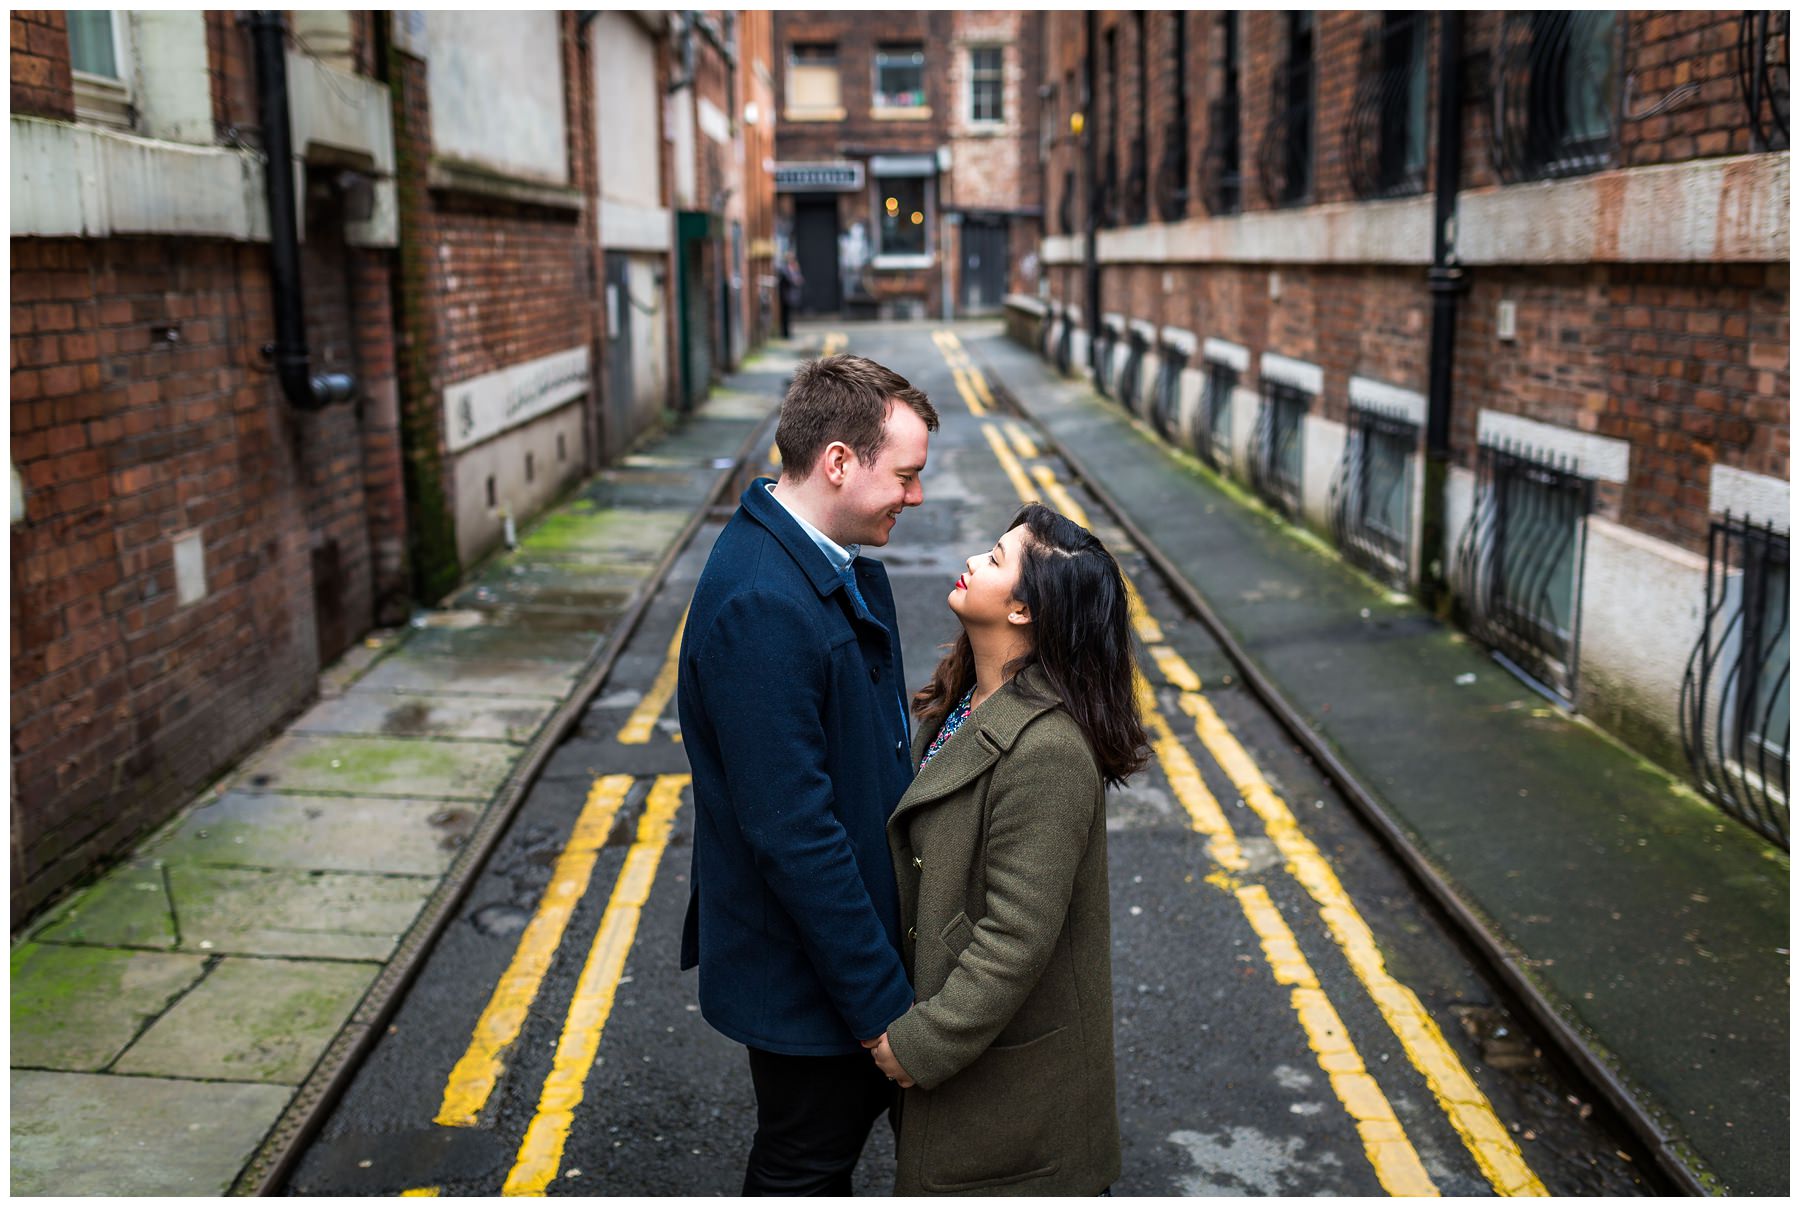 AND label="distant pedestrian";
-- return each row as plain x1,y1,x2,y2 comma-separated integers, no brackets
869,502,1148,1195
677,353,940,1195
778,253,804,338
